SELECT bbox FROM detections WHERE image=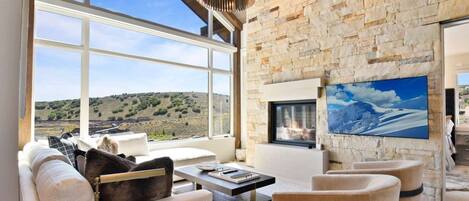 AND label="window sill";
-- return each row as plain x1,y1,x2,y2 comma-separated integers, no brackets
147,135,233,145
